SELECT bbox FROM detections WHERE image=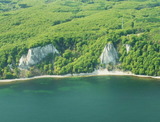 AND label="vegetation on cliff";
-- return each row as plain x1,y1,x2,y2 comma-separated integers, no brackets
0,0,160,79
